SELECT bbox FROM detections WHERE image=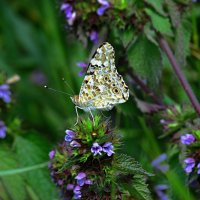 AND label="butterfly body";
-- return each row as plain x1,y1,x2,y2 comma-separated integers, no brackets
71,42,129,113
